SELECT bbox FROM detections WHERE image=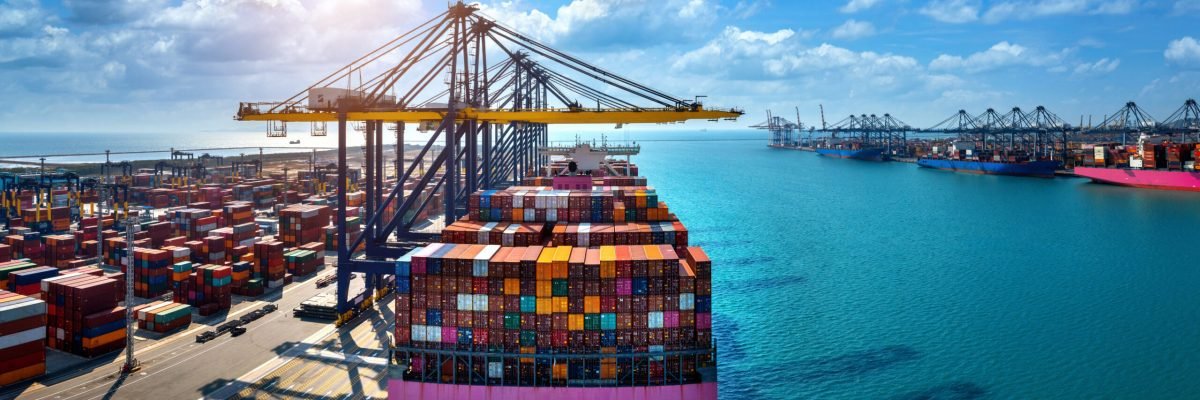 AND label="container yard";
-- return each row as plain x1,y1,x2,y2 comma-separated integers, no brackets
0,1,746,398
